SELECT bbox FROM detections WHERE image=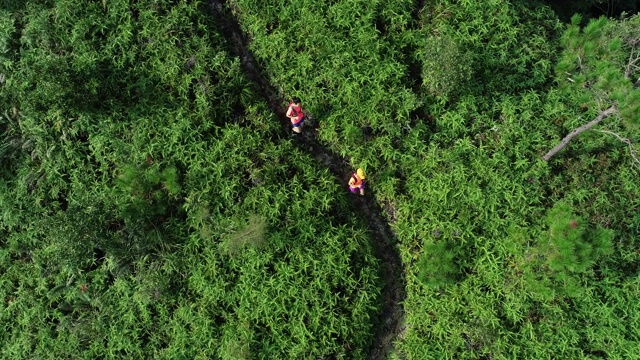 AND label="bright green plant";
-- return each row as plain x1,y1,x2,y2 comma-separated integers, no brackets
542,201,614,274
417,240,462,287
417,34,473,99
